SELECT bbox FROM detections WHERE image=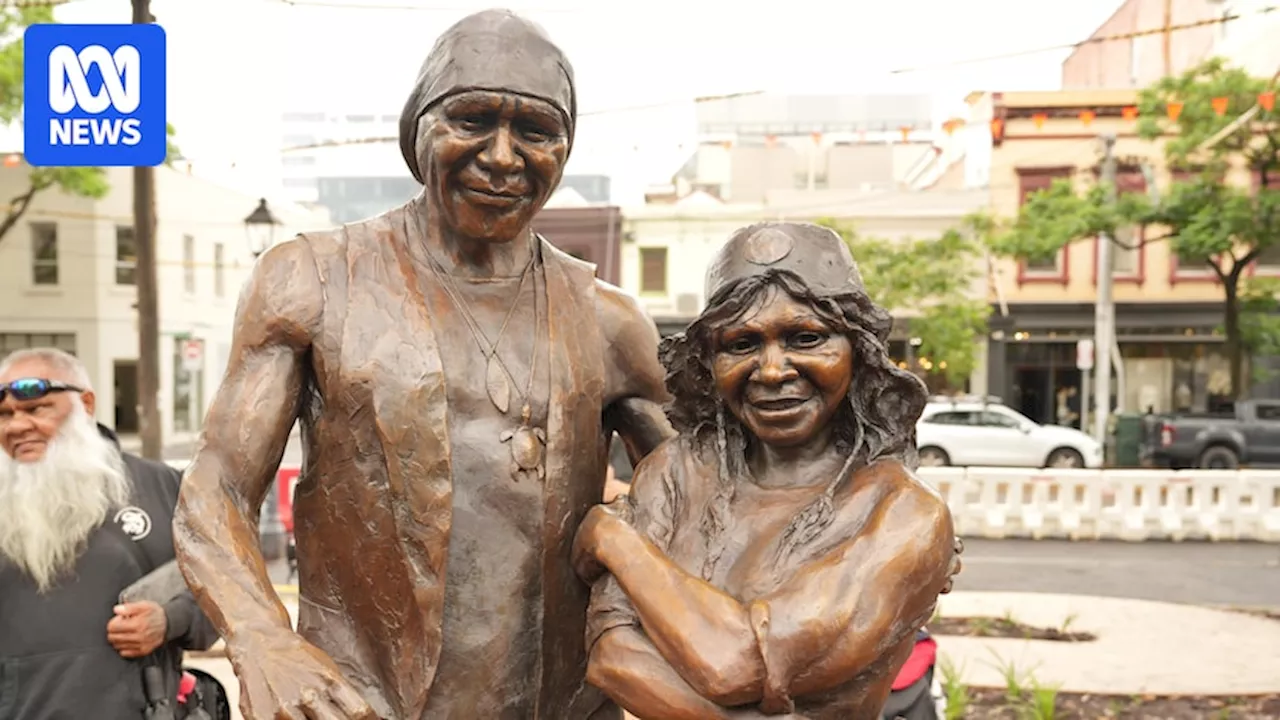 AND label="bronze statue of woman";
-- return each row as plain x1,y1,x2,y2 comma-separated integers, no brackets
573,222,963,720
